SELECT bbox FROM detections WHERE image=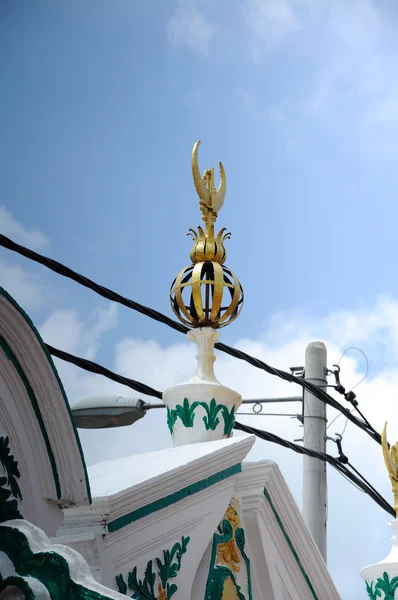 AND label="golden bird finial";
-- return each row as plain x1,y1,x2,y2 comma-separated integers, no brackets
192,140,226,228
382,422,398,516
188,141,230,266
169,141,243,329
